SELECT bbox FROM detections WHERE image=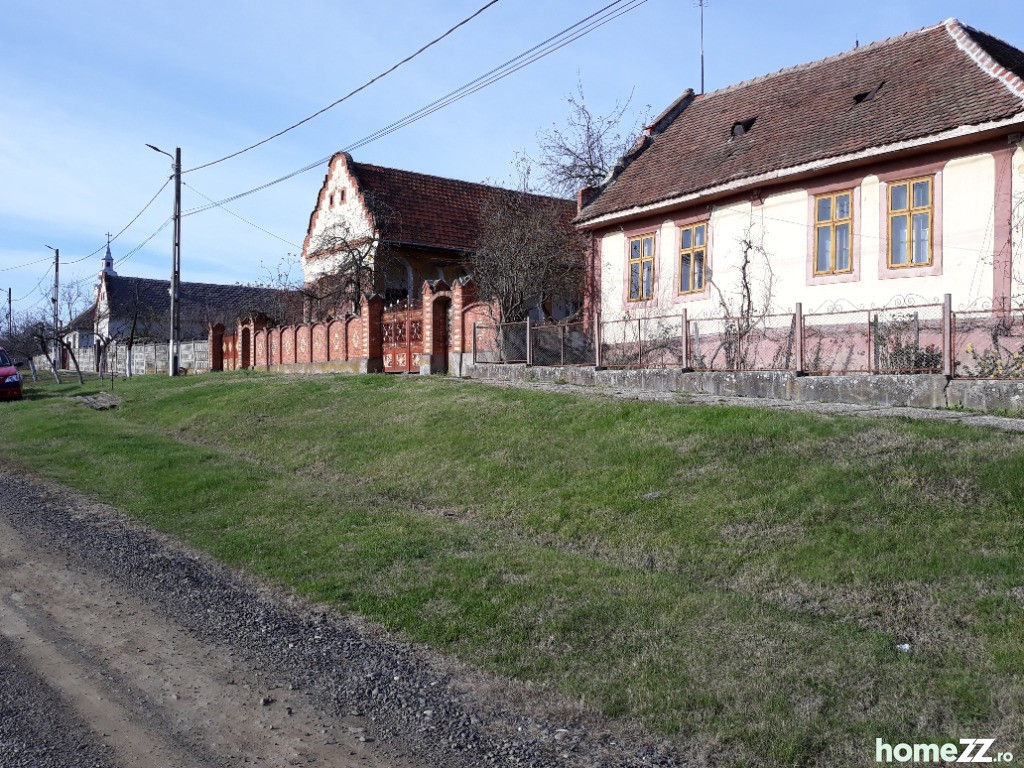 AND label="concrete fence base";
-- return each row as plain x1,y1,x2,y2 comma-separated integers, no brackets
465,363,1024,415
